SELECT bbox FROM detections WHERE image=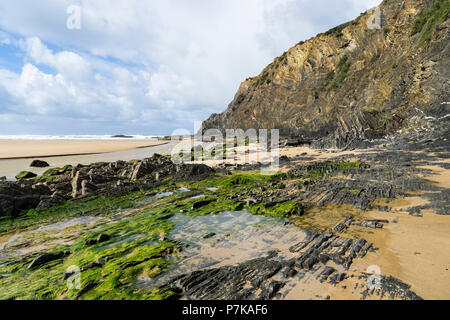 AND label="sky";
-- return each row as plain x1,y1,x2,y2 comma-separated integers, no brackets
0,0,381,136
